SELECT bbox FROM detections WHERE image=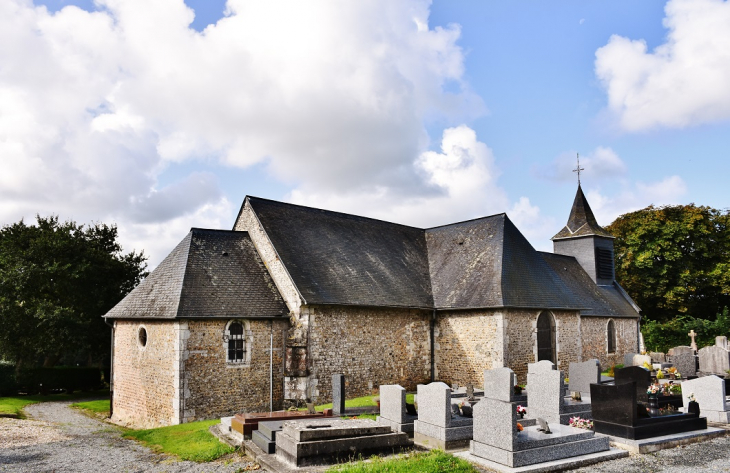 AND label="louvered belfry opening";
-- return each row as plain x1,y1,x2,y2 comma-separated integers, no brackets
595,247,614,280
537,311,556,364
227,322,246,363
